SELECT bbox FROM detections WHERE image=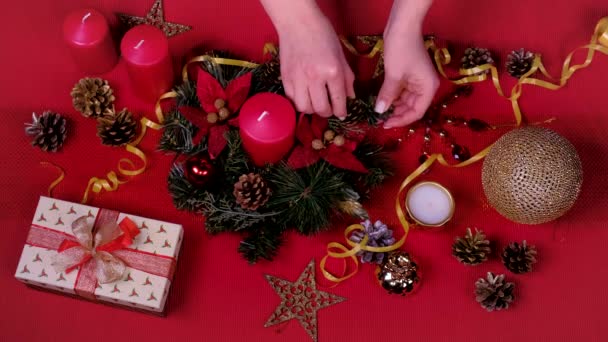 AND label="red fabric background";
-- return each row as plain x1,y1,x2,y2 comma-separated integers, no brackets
1,1,608,341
